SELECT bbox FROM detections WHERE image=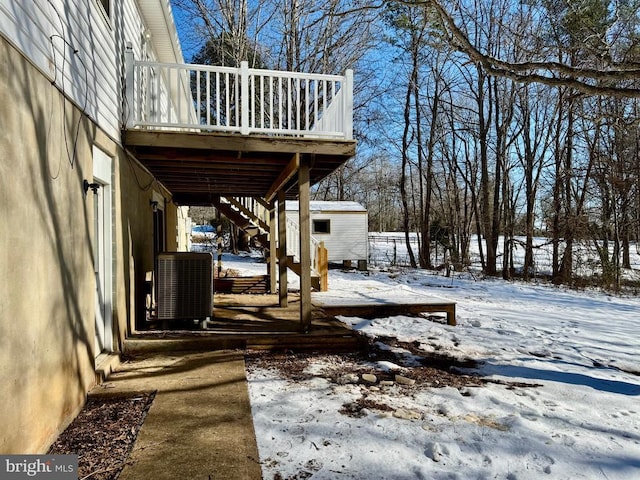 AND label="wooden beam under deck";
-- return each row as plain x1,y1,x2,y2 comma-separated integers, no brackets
266,153,299,203
124,130,357,157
